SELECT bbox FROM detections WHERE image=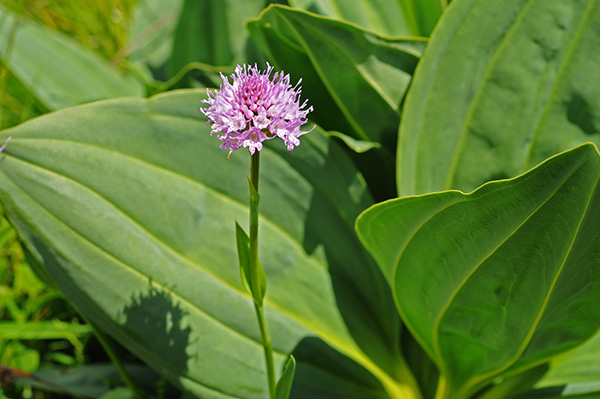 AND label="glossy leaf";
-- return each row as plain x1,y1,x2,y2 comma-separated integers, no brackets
289,0,443,37
0,90,404,399
248,5,426,145
357,144,600,398
397,0,600,196
167,0,264,75
0,5,144,111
